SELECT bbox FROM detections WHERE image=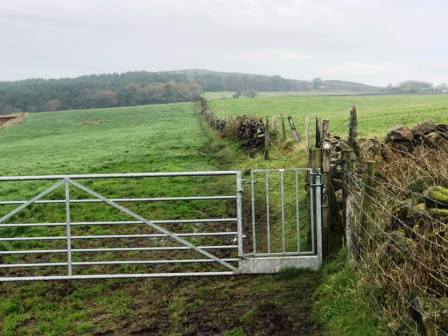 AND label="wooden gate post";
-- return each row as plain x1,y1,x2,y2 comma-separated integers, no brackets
311,148,322,171
342,149,355,257
359,160,376,241
304,117,310,151
322,143,331,256
280,114,287,140
315,117,322,148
